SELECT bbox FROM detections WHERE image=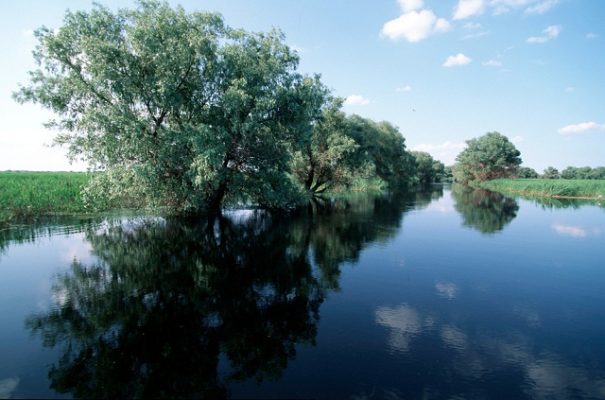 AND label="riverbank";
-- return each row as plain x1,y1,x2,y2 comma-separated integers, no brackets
0,171,392,227
0,172,92,226
473,179,605,201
